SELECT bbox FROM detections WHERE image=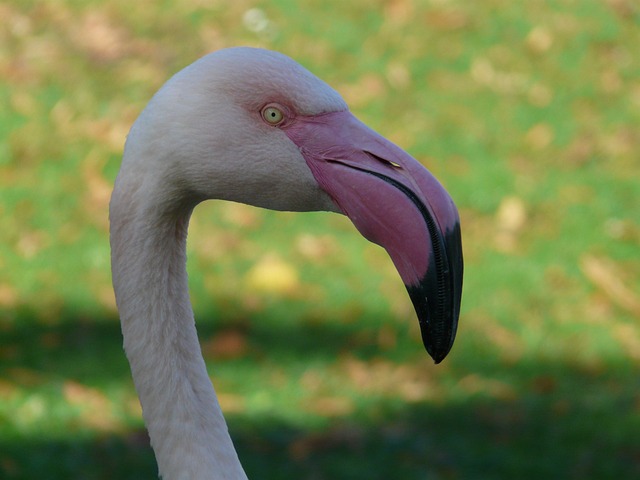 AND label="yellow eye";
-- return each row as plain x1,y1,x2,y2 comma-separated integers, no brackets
261,105,285,125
